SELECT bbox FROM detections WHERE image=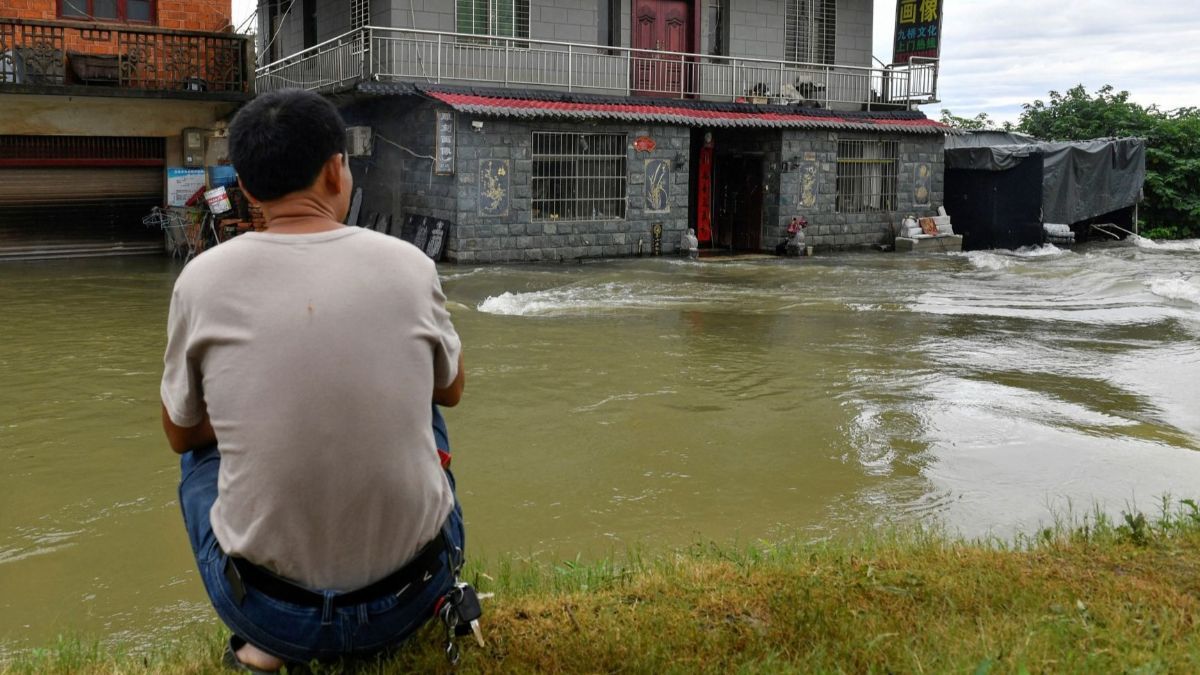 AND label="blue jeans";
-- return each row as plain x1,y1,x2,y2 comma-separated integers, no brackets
178,405,464,663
